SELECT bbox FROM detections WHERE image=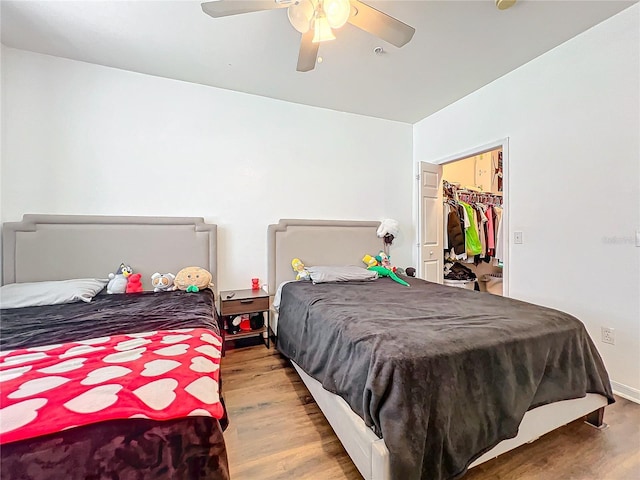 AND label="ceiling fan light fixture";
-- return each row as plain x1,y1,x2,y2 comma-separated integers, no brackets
201,0,415,72
495,0,517,10
288,0,314,33
312,10,335,43
324,0,351,29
